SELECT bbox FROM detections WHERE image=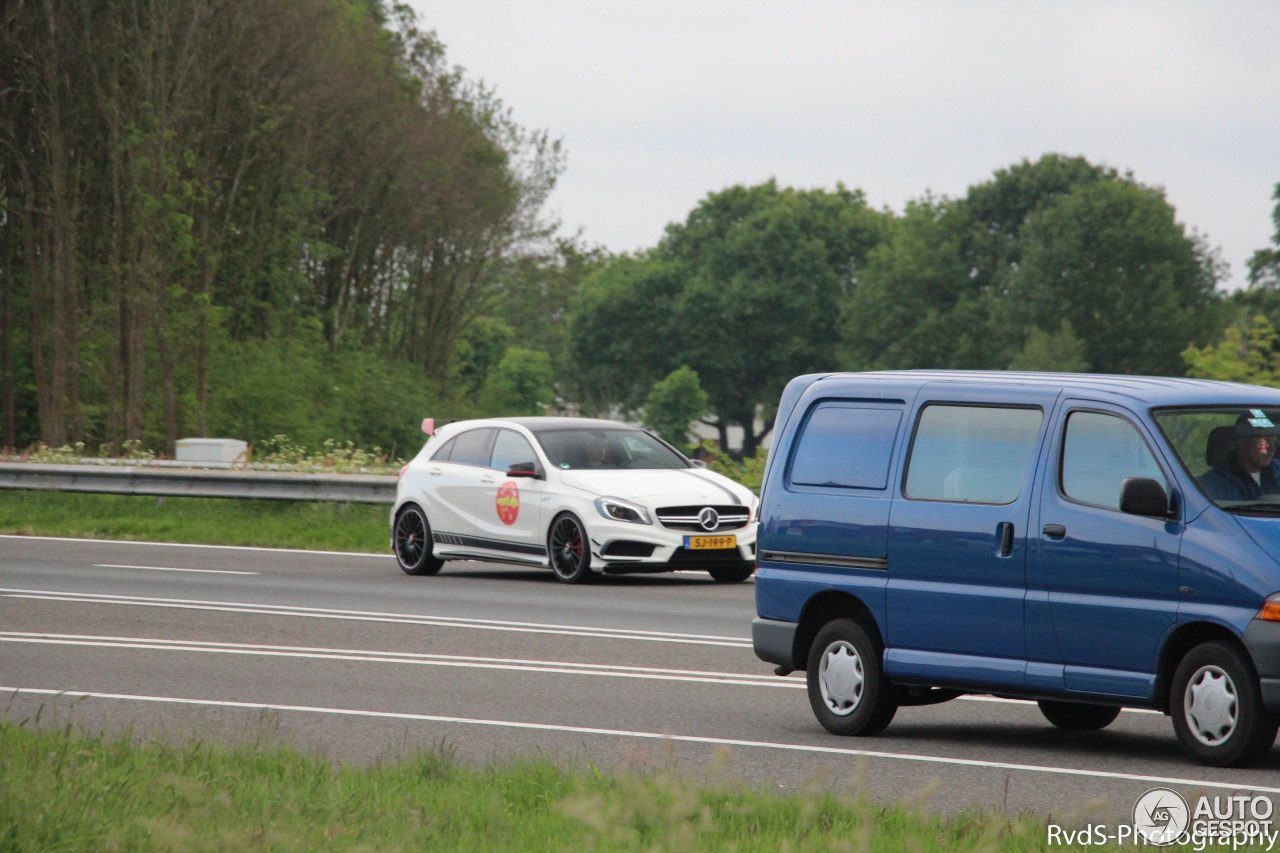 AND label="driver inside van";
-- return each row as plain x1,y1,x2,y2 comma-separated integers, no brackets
1199,412,1280,501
